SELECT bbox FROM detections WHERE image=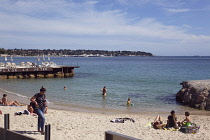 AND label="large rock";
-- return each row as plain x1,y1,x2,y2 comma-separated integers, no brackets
176,80,210,110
